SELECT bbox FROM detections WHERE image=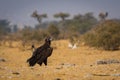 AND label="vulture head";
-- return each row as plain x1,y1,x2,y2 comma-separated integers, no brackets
45,37,52,45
